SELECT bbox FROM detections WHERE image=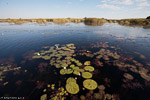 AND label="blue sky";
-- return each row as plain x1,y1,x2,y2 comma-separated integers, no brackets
0,0,150,19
